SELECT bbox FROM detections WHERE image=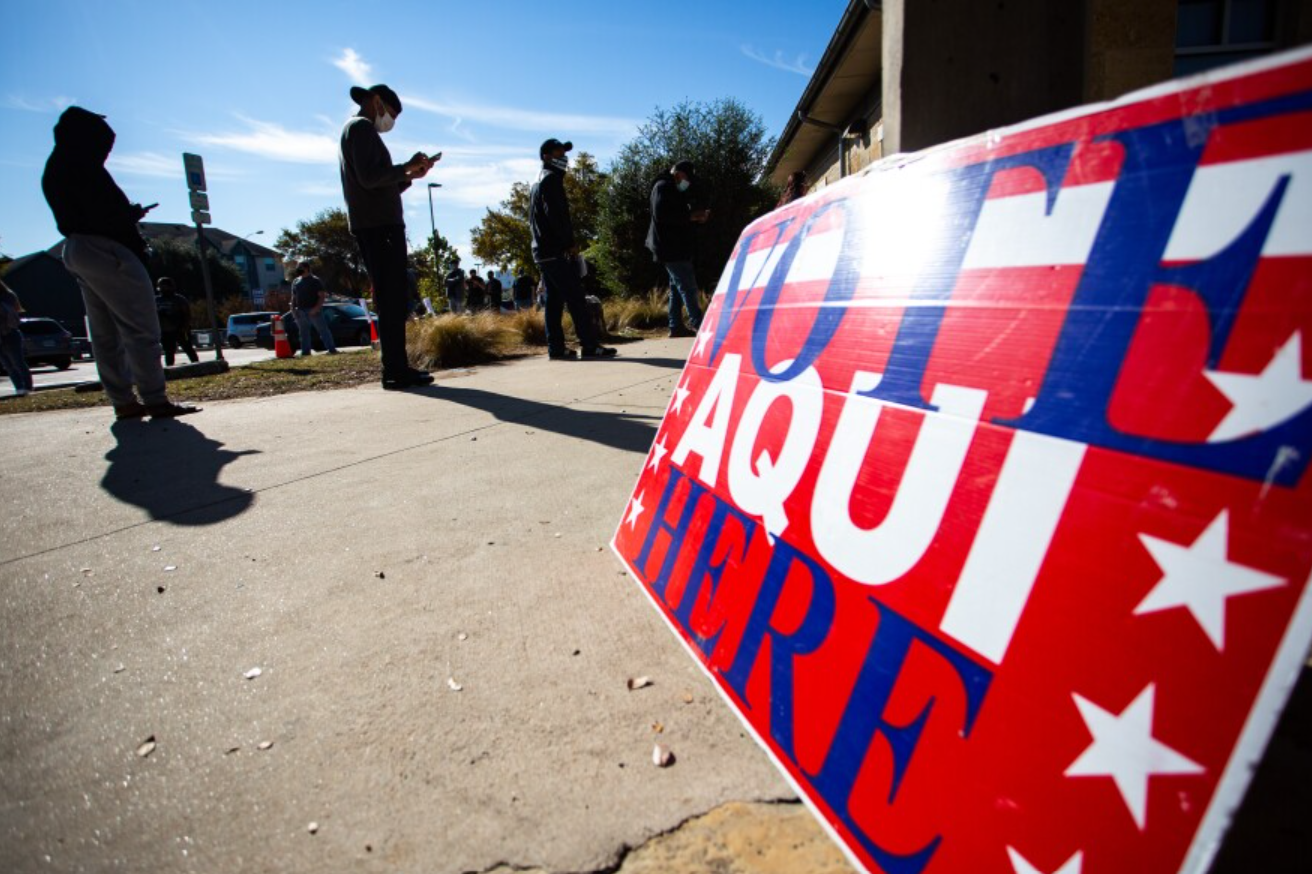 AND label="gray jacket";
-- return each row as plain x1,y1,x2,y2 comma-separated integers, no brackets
339,117,410,232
